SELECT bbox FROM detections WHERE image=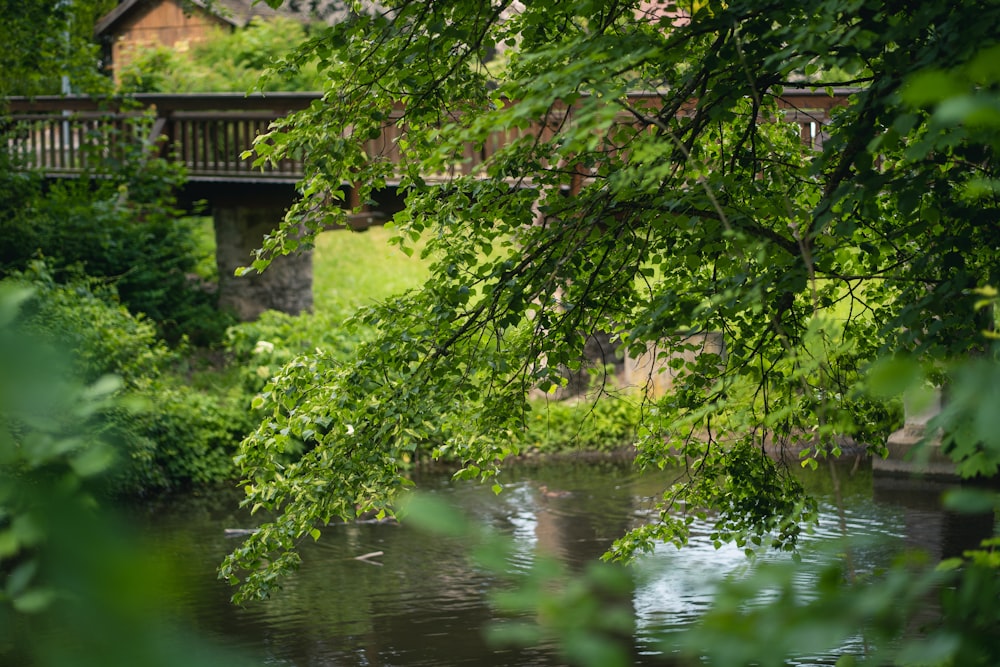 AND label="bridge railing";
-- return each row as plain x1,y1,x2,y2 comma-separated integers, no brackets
3,94,318,182
167,110,295,180
3,108,146,174
3,90,852,184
